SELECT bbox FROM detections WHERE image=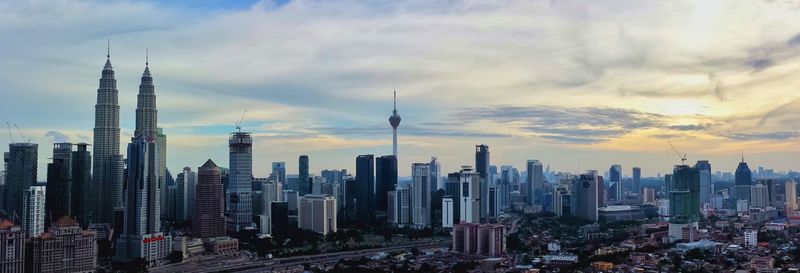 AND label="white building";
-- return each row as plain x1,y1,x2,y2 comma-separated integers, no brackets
459,166,481,223
744,229,758,247
737,199,749,213
395,185,412,225
298,194,336,235
259,177,281,236
750,184,769,208
23,185,46,237
442,198,454,228
412,163,431,228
